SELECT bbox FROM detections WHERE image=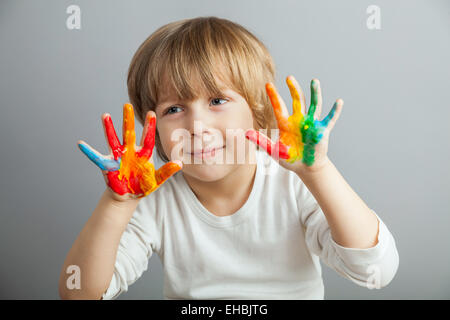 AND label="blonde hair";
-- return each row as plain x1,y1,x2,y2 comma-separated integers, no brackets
127,16,278,161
